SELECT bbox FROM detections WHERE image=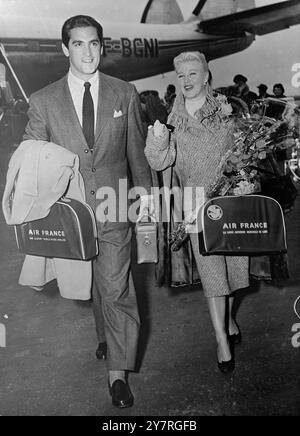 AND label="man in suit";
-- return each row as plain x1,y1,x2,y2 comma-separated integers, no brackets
24,15,153,409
